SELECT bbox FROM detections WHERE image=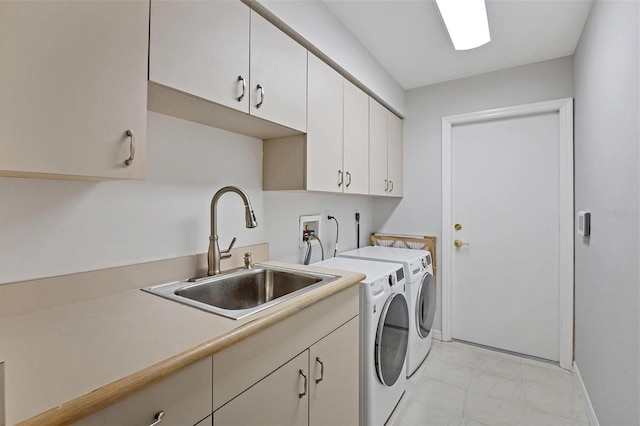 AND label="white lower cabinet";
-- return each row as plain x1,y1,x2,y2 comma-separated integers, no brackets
77,286,358,426
213,316,359,426
76,357,212,426
308,317,359,426
214,351,309,426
